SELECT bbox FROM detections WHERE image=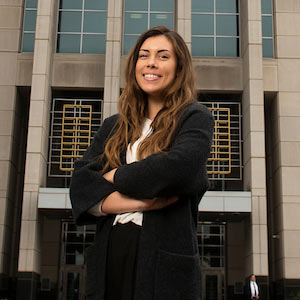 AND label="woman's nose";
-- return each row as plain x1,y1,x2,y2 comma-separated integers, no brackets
147,56,157,68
